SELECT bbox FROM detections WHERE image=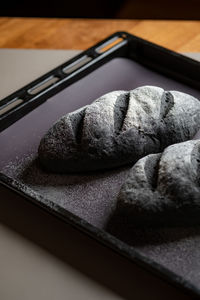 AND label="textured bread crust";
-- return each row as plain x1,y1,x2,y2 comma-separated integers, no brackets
38,86,200,173
114,140,200,227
